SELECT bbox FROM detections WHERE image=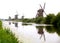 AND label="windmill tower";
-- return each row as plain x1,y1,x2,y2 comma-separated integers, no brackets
15,11,18,20
22,15,24,20
36,26,46,41
36,3,46,17
9,16,11,21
